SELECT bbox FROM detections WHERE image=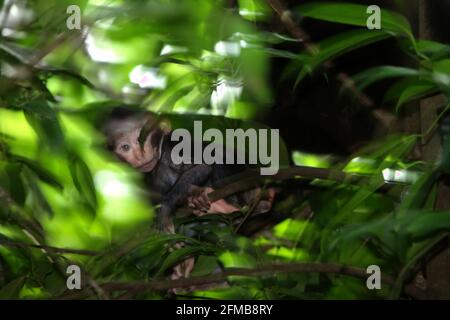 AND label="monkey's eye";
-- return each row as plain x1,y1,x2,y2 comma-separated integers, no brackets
120,144,130,152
